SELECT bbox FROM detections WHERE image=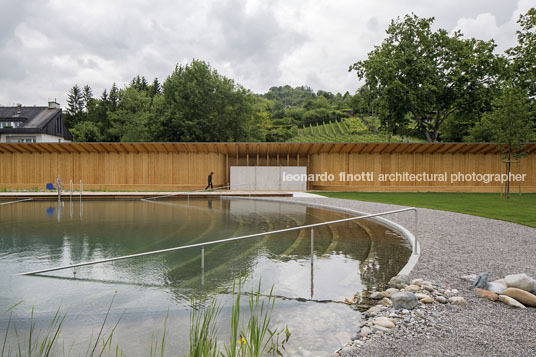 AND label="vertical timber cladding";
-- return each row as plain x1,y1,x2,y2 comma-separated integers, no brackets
0,143,227,191
309,147,535,192
0,142,534,192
